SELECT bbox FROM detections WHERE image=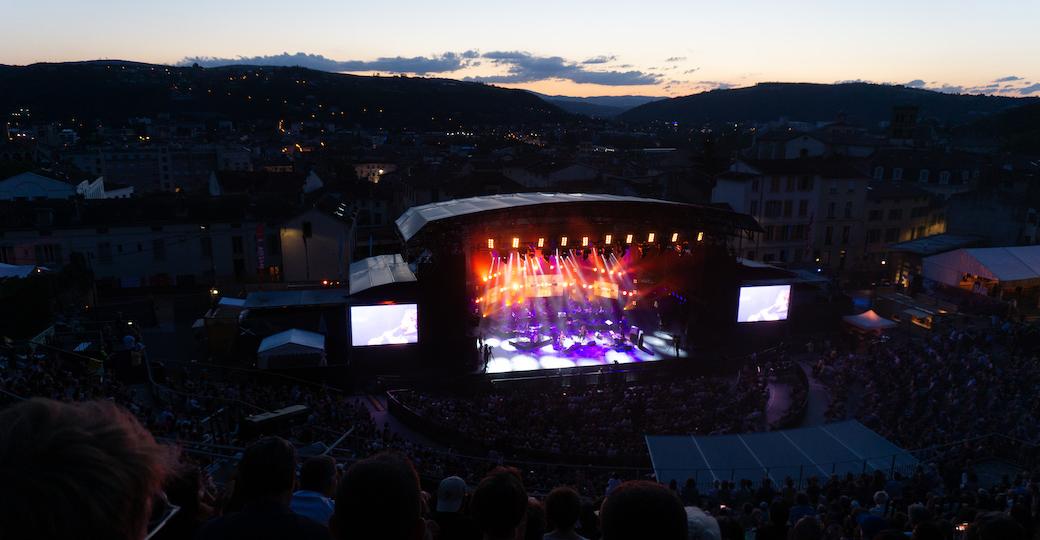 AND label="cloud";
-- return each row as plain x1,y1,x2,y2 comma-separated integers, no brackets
904,79,927,88
582,55,615,64
697,80,734,90
179,51,478,75
469,51,660,86
665,56,687,62
1019,83,1040,95
994,75,1022,82
683,68,700,74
